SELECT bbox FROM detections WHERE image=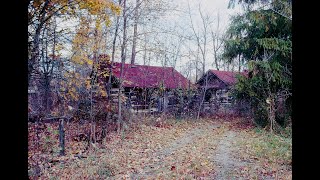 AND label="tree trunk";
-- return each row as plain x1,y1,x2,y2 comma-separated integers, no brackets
214,48,219,71
188,80,191,116
195,46,199,81
197,73,208,119
108,0,122,100
118,0,127,134
28,0,49,85
238,54,241,72
268,95,276,133
143,34,147,65
212,12,221,71
44,75,50,114
131,0,140,65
